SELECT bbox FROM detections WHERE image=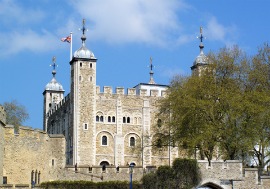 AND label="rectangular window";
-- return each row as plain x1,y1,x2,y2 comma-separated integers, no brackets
84,123,88,130
3,176,7,184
